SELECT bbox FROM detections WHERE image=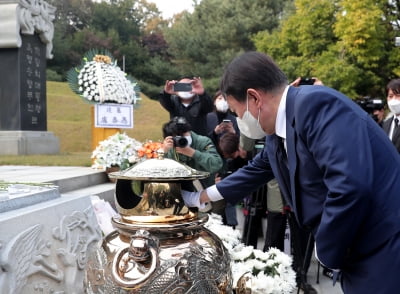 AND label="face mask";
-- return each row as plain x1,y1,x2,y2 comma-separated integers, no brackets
388,99,400,115
215,99,229,113
184,135,192,146
178,92,195,99
236,96,266,139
